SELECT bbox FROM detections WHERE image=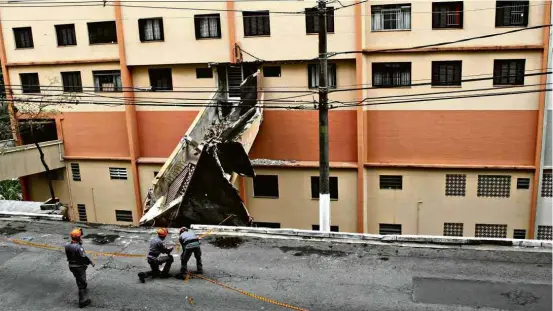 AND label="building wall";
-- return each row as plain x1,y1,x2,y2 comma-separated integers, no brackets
138,163,163,203
366,168,534,238
245,168,358,232
27,169,70,206
66,160,137,225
